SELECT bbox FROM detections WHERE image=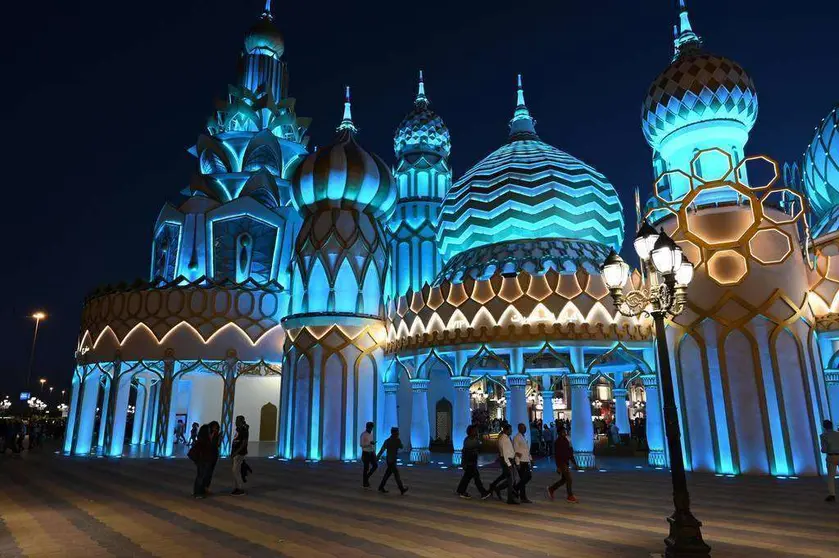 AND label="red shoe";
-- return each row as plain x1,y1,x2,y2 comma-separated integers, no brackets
566,495,579,504
546,486,555,501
